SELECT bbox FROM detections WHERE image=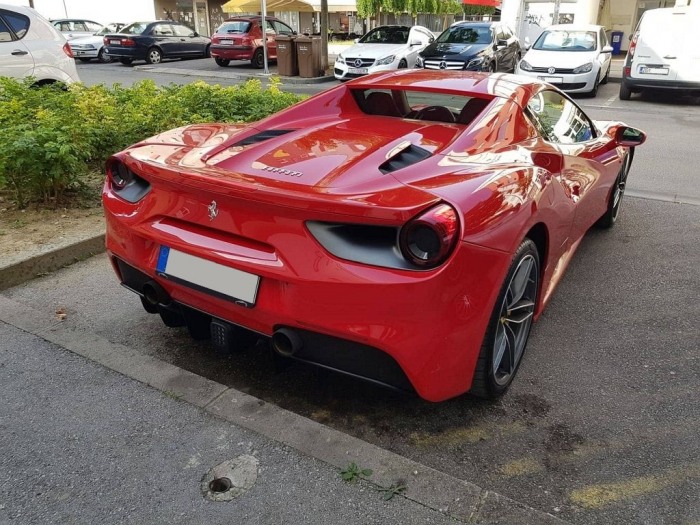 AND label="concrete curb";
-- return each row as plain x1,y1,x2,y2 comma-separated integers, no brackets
133,65,336,84
0,295,568,524
0,234,105,292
